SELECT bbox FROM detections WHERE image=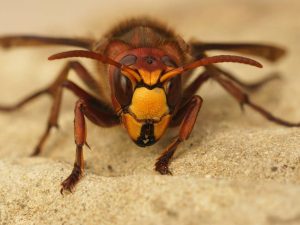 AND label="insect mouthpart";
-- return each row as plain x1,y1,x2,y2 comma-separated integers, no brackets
136,122,155,147
122,113,171,147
